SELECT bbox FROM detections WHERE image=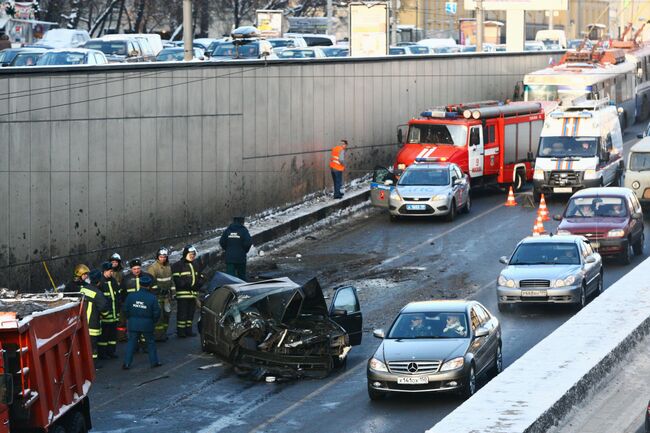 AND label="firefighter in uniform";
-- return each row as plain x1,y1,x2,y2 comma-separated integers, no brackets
97,262,120,359
147,248,175,342
122,275,162,369
119,259,154,342
219,216,253,281
172,245,204,338
64,264,91,293
110,252,125,287
84,269,109,367
329,139,347,199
